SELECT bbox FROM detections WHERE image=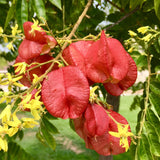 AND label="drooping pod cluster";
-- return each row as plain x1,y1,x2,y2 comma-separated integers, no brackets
14,21,137,156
